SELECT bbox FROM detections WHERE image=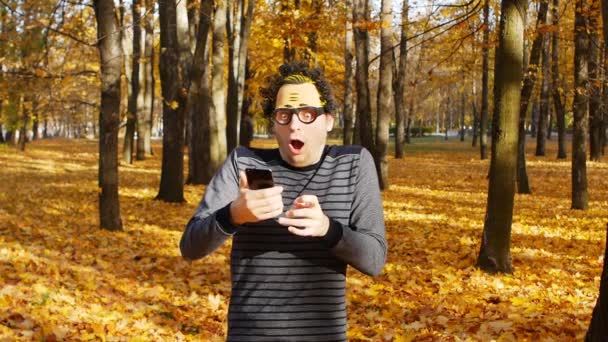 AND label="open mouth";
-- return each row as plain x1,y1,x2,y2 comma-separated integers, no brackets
289,139,305,153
